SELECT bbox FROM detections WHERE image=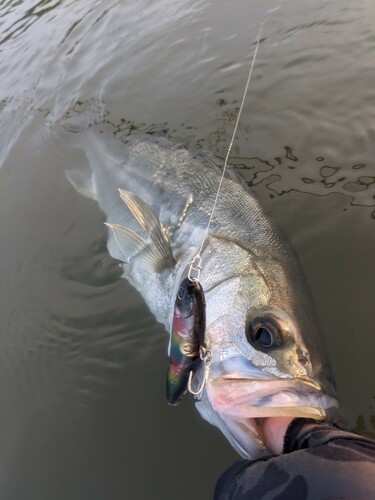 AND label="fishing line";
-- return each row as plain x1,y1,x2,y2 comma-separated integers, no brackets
188,24,263,283
174,24,264,402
